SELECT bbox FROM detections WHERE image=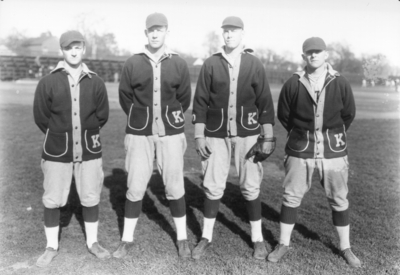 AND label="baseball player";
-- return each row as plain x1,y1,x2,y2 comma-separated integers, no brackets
191,16,275,260
115,13,192,258
33,30,110,267
267,37,361,268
